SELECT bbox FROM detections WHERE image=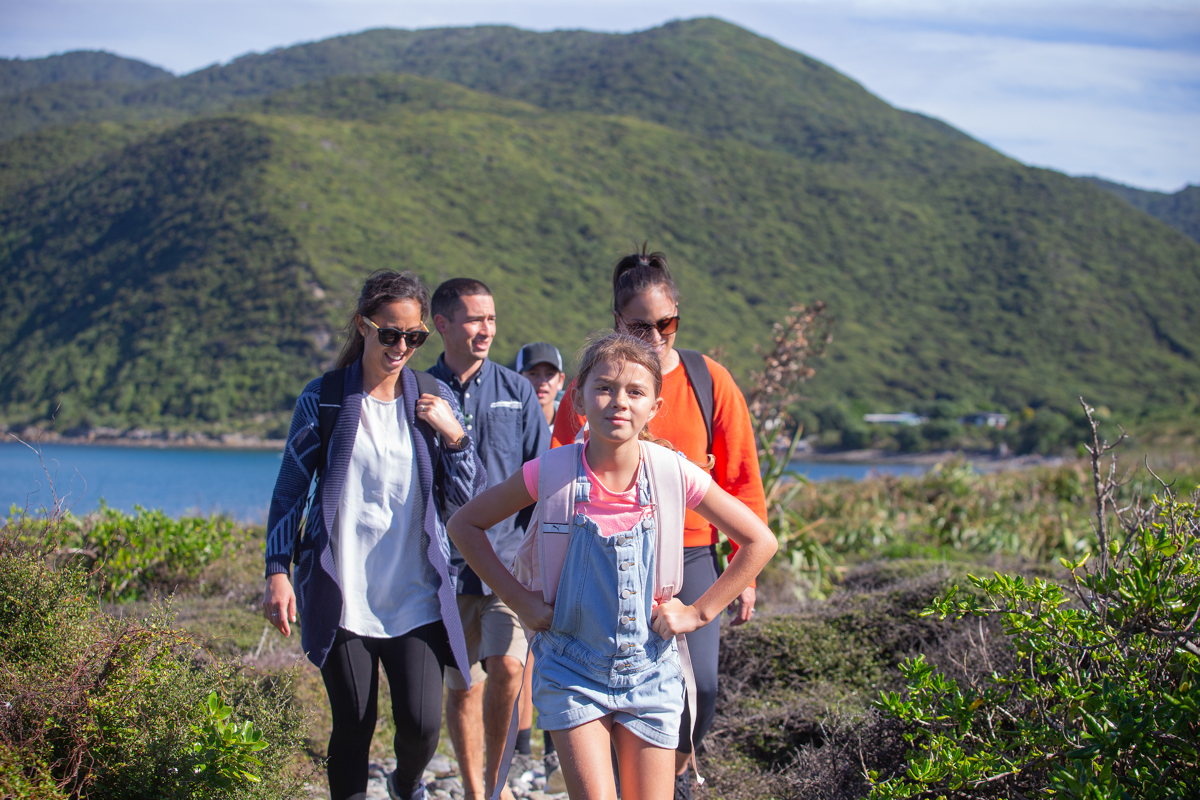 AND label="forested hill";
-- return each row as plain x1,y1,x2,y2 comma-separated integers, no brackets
0,50,172,95
1081,177,1200,243
1,20,1198,437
